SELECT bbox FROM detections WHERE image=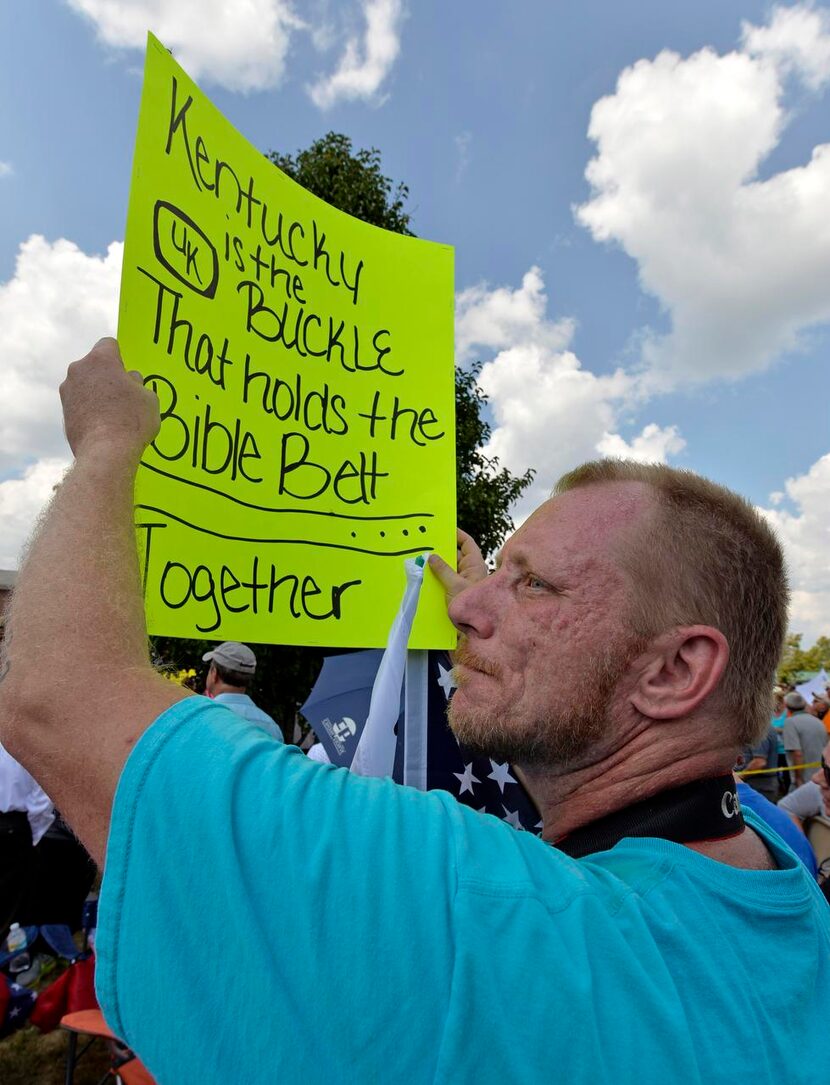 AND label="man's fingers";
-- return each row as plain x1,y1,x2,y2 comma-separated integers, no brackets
427,551,458,588
60,337,160,460
456,528,488,583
